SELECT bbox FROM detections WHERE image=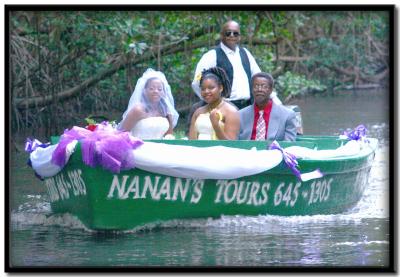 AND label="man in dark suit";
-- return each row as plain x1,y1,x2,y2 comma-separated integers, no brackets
239,72,297,141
